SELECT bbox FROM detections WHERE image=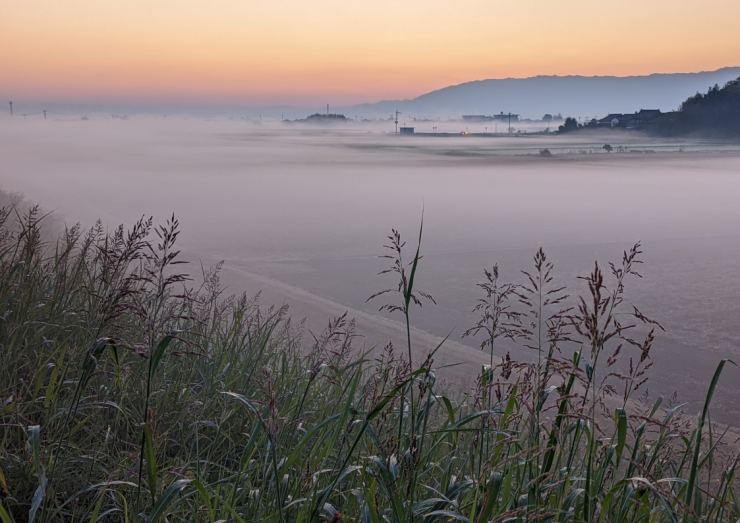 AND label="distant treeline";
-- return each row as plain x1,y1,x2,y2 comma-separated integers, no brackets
556,76,740,137
655,76,740,137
